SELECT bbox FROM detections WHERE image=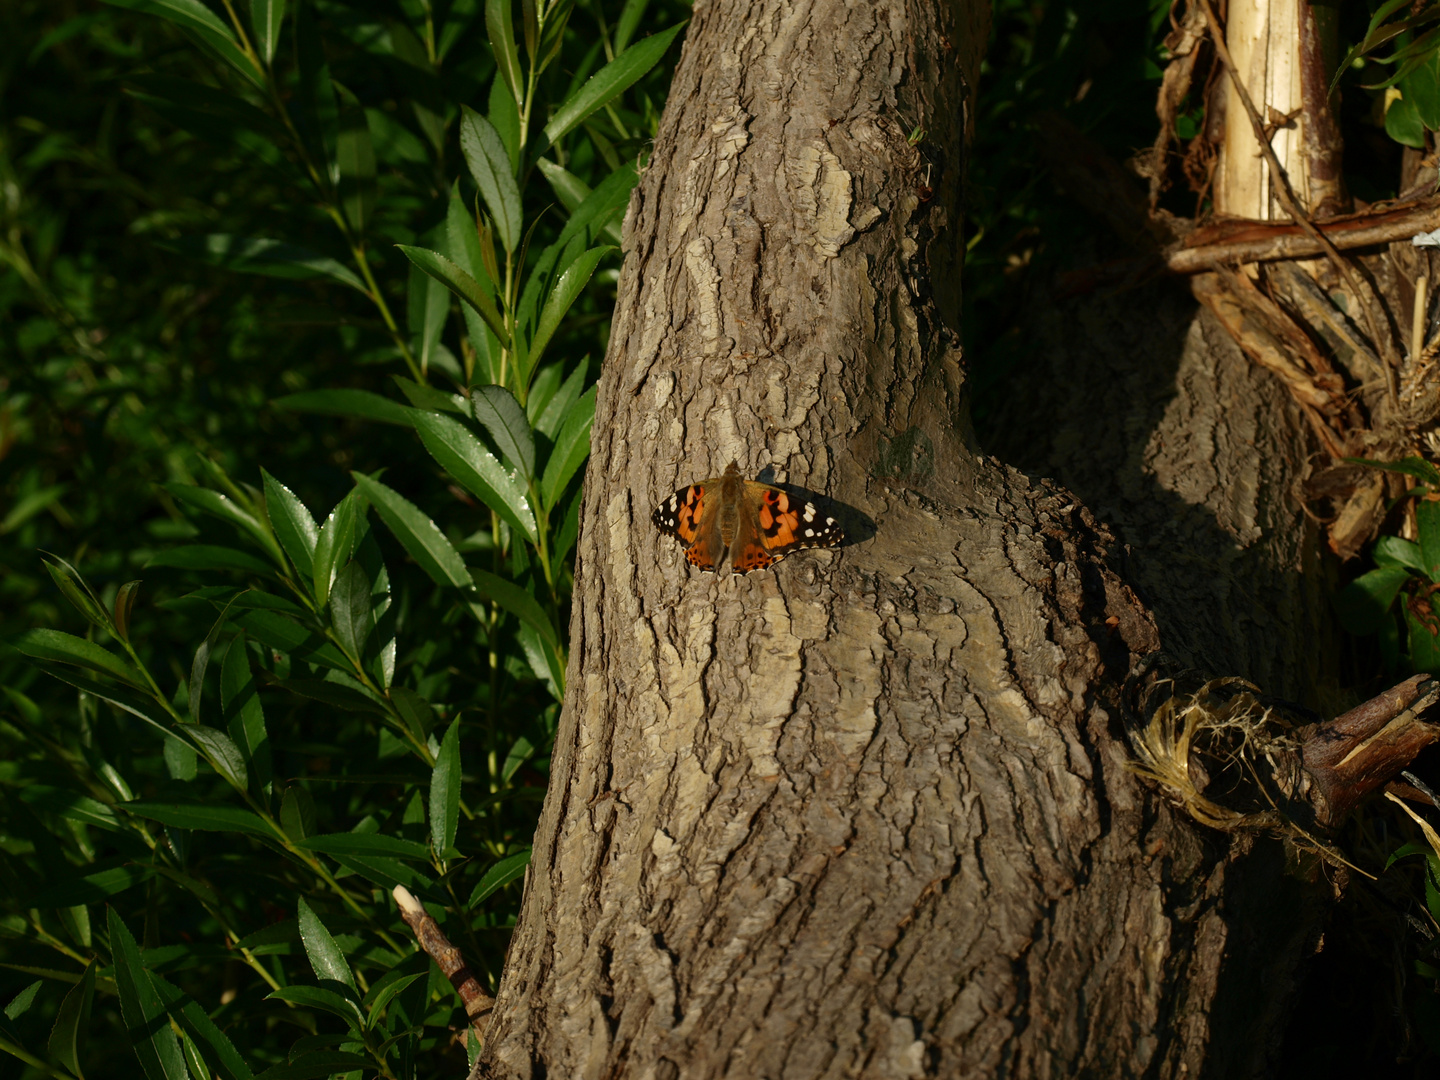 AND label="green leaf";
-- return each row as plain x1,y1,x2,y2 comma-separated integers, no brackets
299,833,432,861
191,593,243,725
395,246,510,349
352,474,472,589
31,865,155,907
266,984,363,1027
149,970,254,1080
541,386,595,508
0,483,68,534
261,470,320,580
1409,601,1440,674
430,721,461,856
30,663,174,738
120,801,278,838
467,850,531,908
4,980,41,1021
542,23,685,146
460,107,523,254
221,636,271,798
313,489,365,607
390,687,434,742
273,388,413,427
409,410,537,541
533,358,588,439
535,160,635,248
157,236,366,293
166,484,286,569
530,248,610,378
516,622,563,700
251,0,285,64
1387,91,1427,148
485,0,523,108
280,786,317,842
489,72,521,170
297,898,357,992
470,567,557,647
107,907,192,1080
12,629,149,690
393,375,469,415
114,580,143,642
48,959,96,1080
18,785,122,831
1371,533,1422,571
233,610,352,673
1421,500,1440,583
408,233,451,378
101,0,262,88
146,545,277,575
614,0,650,52
355,533,395,690
363,972,427,1029
40,552,112,630
330,560,375,659
1334,565,1413,634
335,84,377,234
469,384,535,480
276,678,388,717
